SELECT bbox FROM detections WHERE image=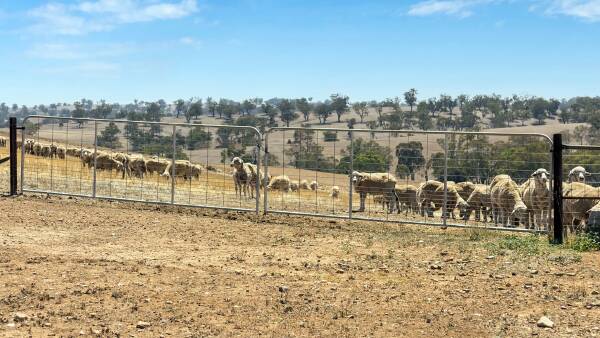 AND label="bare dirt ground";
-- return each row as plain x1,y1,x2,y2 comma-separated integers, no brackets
1,195,599,337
